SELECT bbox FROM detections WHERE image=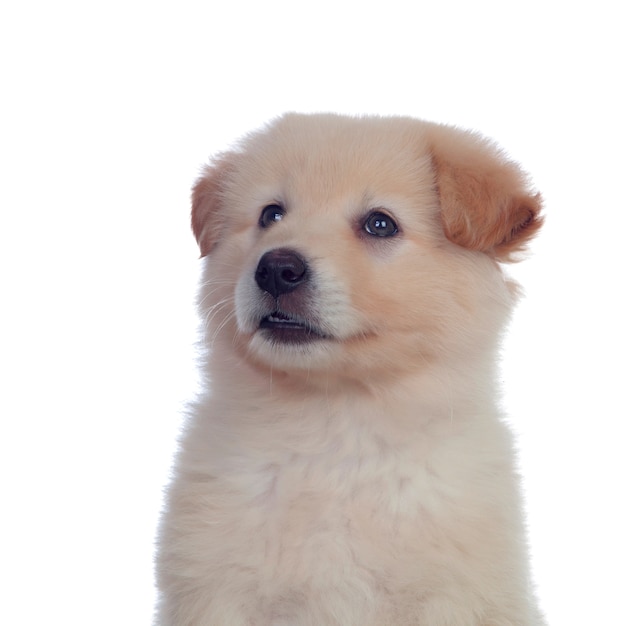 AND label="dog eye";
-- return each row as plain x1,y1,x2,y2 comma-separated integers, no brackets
363,211,398,237
259,204,285,228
